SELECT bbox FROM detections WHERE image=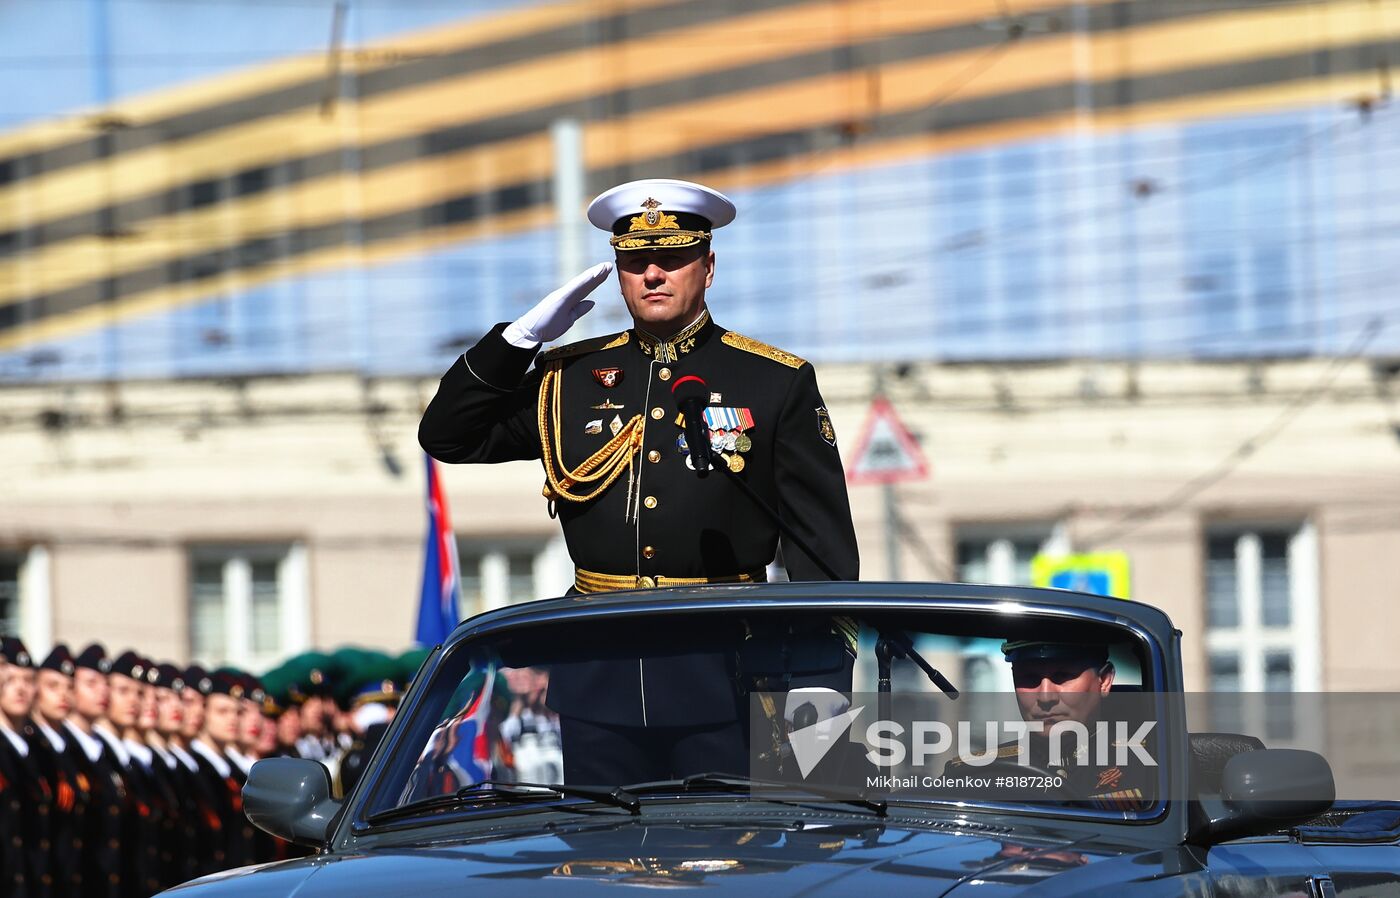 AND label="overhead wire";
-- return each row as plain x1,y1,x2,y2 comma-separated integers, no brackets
1073,317,1386,551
